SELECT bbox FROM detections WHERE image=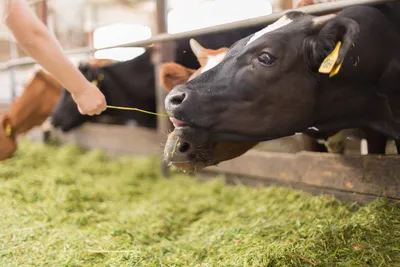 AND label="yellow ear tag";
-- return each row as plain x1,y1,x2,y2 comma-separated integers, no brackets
318,41,342,75
5,123,12,137
91,80,98,87
98,74,104,81
329,60,343,78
